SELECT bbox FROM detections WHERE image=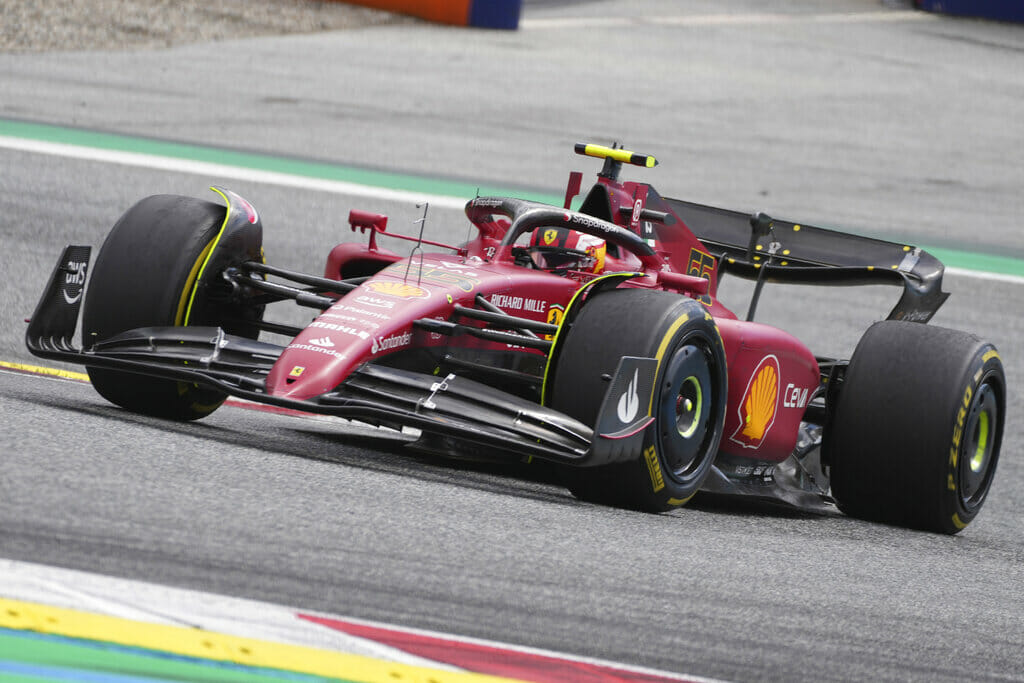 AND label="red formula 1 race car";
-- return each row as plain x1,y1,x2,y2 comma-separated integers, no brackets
27,143,1006,534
